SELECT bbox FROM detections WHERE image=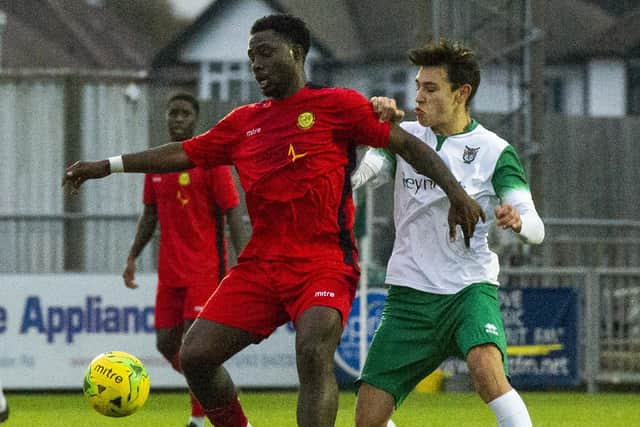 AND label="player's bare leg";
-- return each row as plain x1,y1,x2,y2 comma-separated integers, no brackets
467,344,511,402
156,324,184,369
180,318,259,427
355,383,395,427
295,306,344,427
467,344,532,426
157,321,207,427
